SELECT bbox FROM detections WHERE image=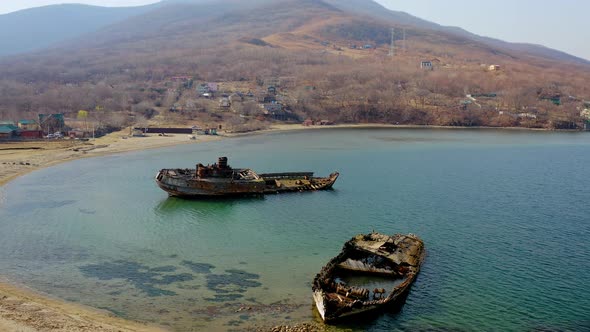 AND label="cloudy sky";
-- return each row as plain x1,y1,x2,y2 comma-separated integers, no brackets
0,0,588,60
